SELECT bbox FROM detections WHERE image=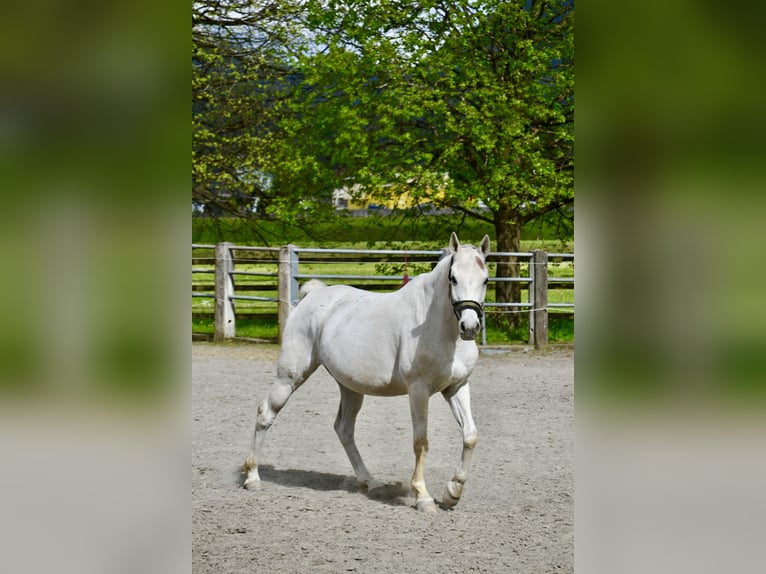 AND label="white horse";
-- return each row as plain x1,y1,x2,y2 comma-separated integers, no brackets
243,232,491,512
